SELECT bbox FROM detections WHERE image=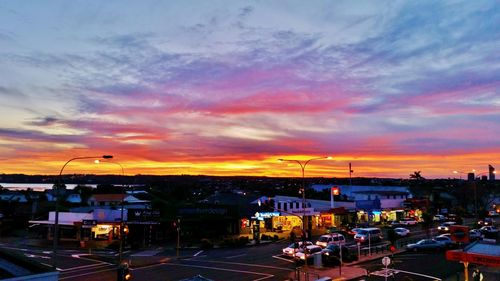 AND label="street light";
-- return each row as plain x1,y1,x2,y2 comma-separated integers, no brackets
278,156,332,238
95,159,126,264
53,155,112,269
